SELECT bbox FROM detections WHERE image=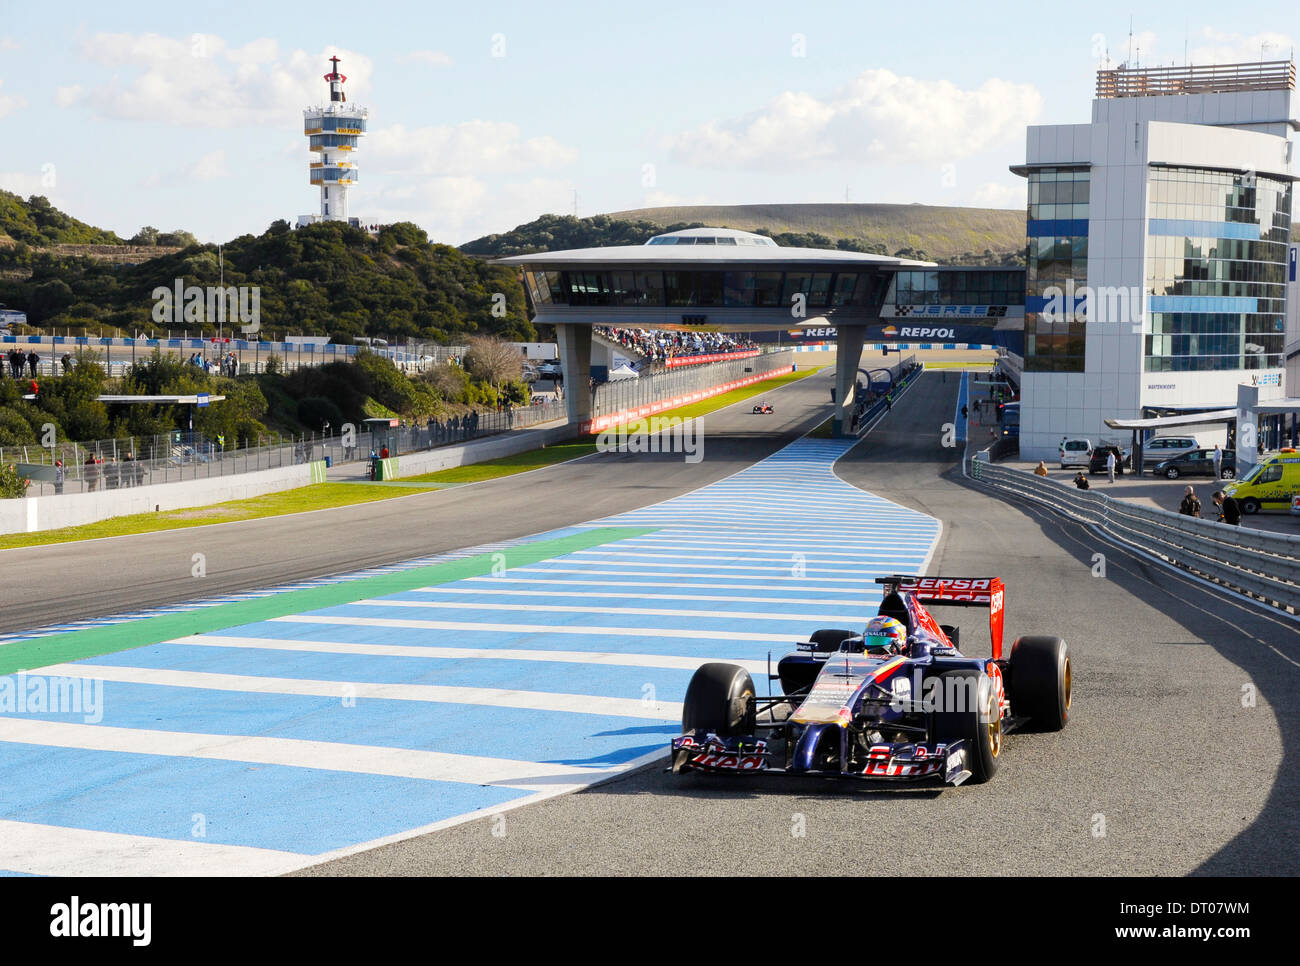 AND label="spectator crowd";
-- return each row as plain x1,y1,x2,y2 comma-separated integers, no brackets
593,327,757,366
